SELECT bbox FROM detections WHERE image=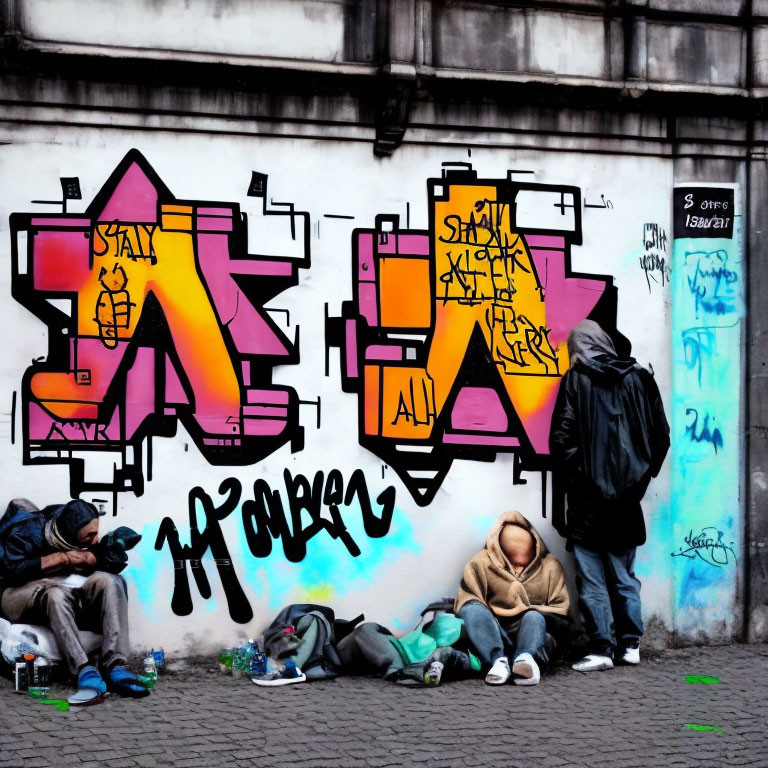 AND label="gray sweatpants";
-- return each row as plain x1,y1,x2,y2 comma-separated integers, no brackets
1,571,130,675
